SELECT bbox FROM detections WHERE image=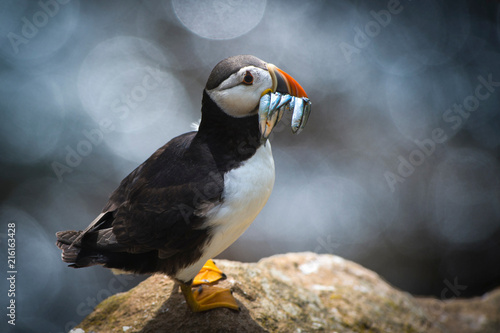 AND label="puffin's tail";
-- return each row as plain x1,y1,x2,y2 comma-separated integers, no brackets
55,229,160,273
55,230,101,268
